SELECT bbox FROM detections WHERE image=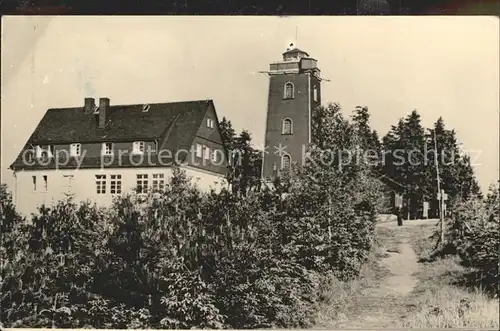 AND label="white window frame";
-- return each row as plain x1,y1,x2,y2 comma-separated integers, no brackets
110,174,122,195
196,143,202,158
35,145,42,159
101,142,114,156
282,118,293,135
133,141,145,154
62,174,74,196
211,149,218,163
36,145,53,159
46,145,54,158
313,85,318,102
136,174,148,194
152,173,165,191
70,143,81,157
207,118,214,128
284,82,294,99
95,174,106,194
203,145,210,160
